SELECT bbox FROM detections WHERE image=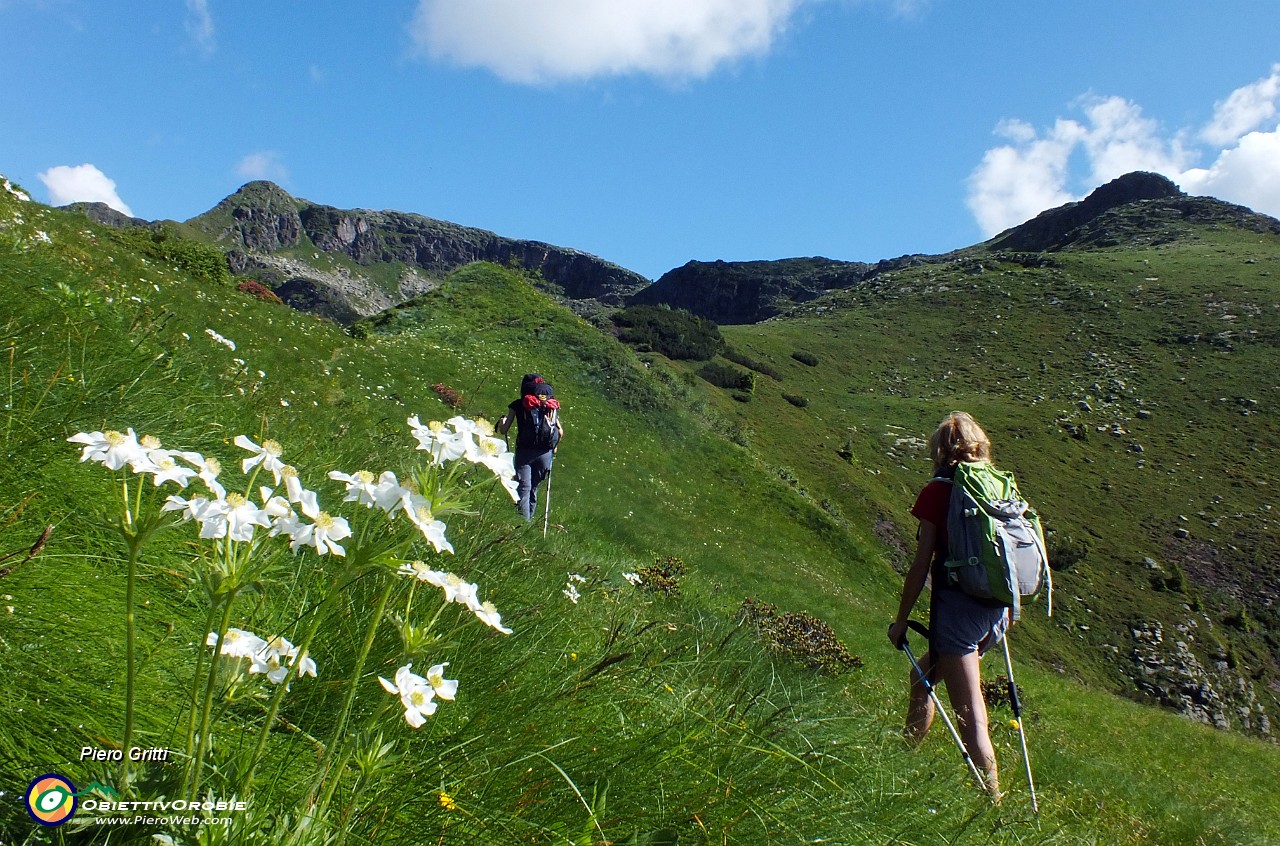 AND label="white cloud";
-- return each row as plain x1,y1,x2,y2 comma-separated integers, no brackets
967,66,1280,236
38,164,134,216
408,0,805,84
235,151,289,184
1202,63,1280,146
1181,127,1280,216
185,0,215,56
